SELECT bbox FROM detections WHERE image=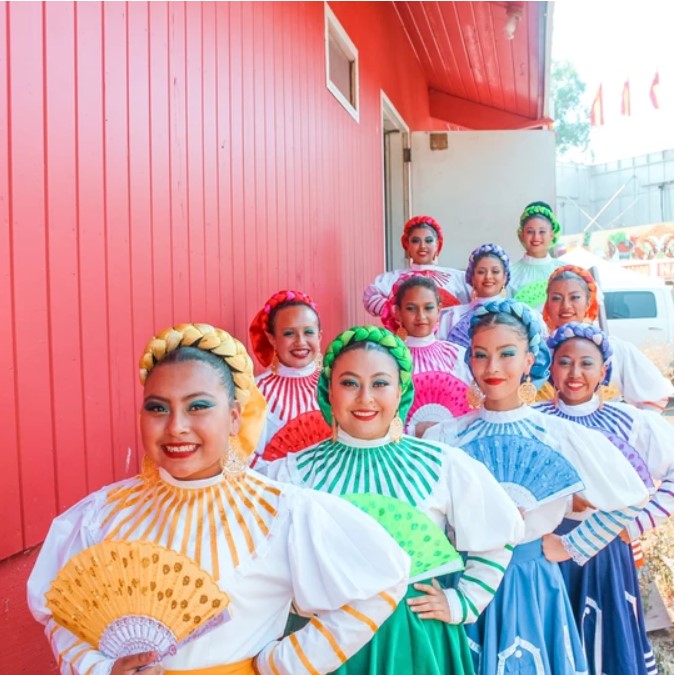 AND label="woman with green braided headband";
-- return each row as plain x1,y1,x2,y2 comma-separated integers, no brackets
425,300,648,674
263,325,524,675
508,200,566,310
